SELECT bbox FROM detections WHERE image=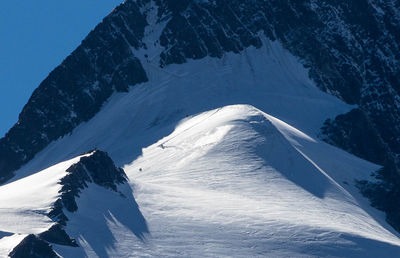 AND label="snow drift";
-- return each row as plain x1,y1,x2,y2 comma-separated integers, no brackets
1,3,400,254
